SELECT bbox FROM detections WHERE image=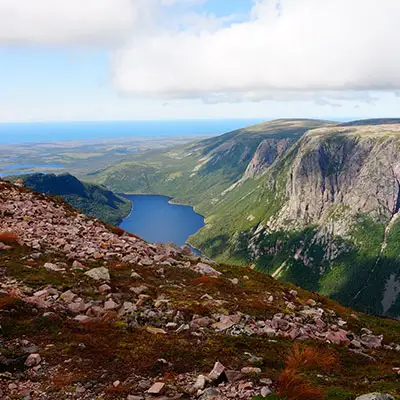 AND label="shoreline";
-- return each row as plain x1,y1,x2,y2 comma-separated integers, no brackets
117,193,207,255
119,192,206,219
